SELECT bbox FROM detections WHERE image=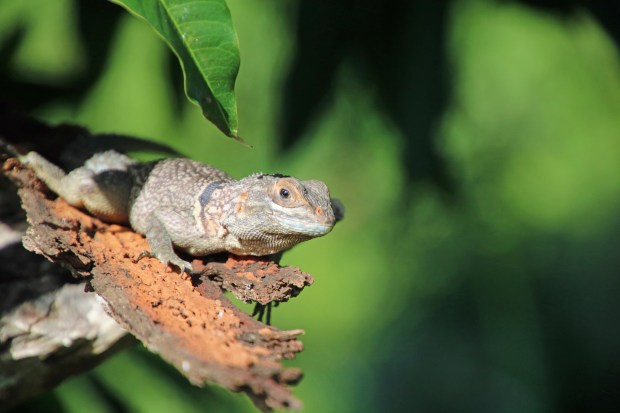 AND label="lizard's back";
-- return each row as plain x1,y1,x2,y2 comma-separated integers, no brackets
128,158,232,236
